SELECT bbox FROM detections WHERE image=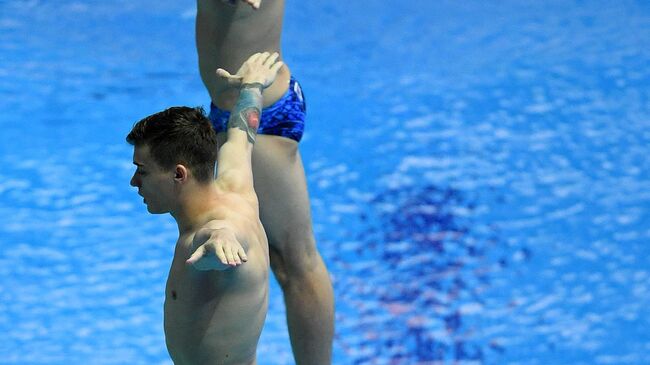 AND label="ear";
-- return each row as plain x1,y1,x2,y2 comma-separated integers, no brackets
174,165,189,183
